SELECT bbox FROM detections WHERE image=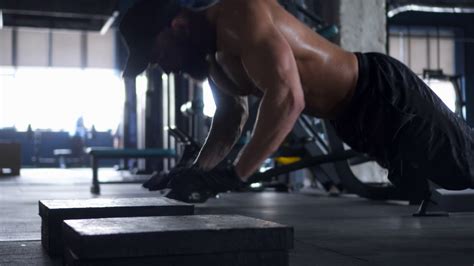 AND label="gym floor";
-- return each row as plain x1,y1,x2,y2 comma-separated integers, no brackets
1,168,473,266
